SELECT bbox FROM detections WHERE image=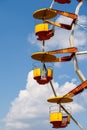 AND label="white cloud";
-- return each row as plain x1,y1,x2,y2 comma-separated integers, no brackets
74,30,87,47
5,71,54,129
4,71,86,129
81,90,87,105
66,102,85,114
54,62,61,68
78,15,87,25
28,33,38,45
56,15,73,25
58,81,76,96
